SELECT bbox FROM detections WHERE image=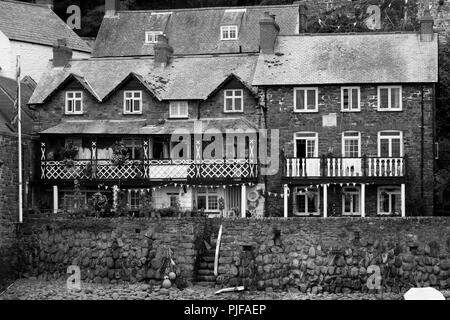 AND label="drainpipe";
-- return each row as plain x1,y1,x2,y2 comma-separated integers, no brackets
432,83,437,215
263,88,268,217
421,86,424,200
